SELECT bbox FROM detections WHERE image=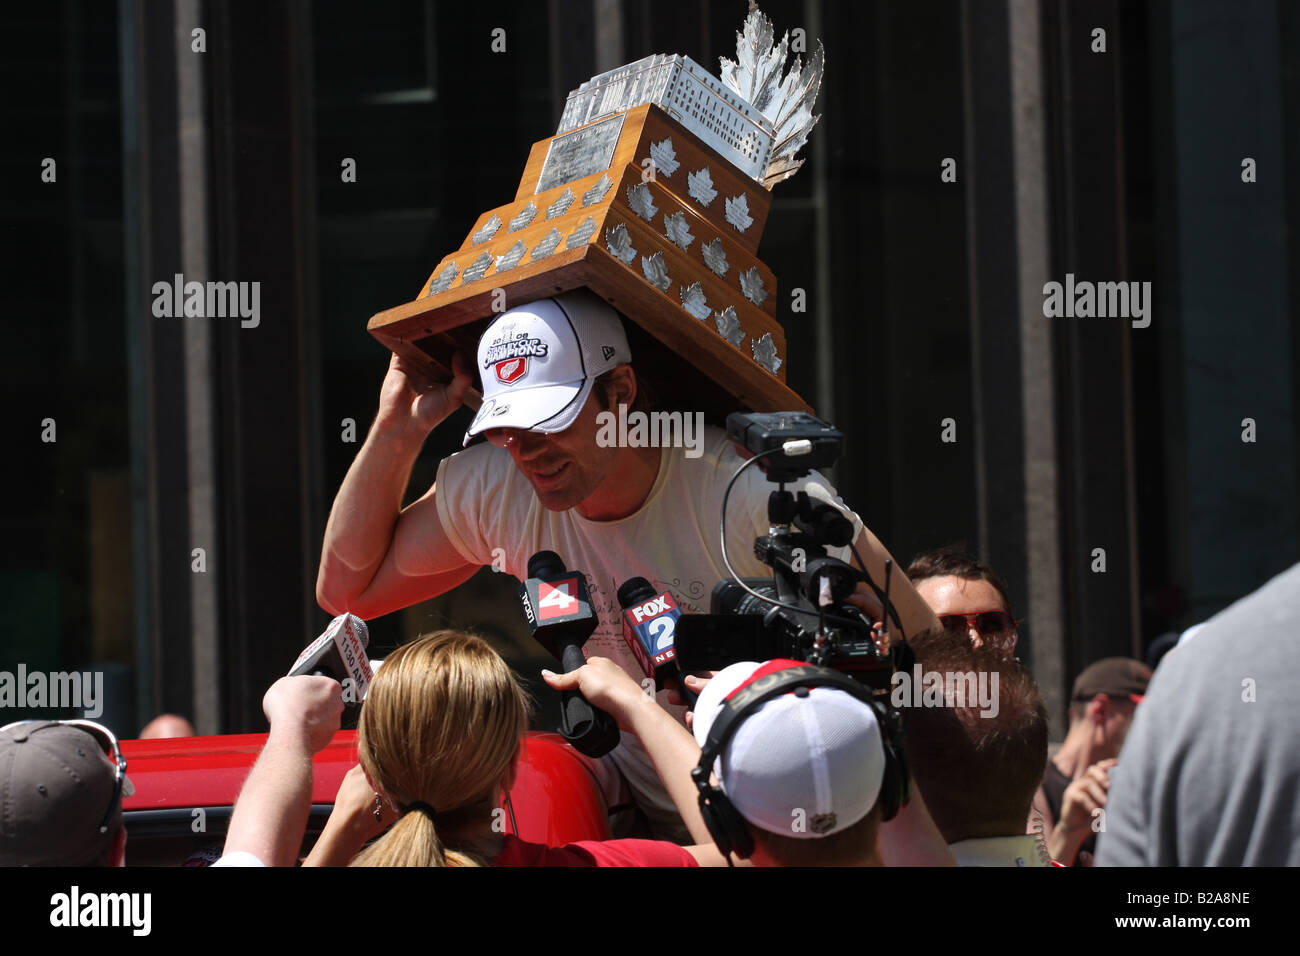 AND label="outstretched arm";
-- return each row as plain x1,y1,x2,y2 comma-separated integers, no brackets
222,676,343,867
544,659,714,847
